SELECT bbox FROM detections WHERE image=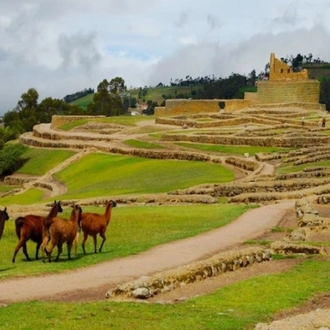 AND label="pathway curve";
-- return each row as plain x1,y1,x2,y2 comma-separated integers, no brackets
0,201,294,304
